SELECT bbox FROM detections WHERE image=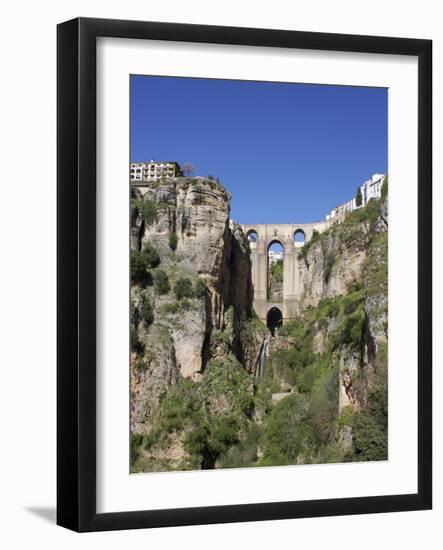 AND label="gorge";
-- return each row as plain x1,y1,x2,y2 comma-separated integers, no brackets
130,176,388,472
